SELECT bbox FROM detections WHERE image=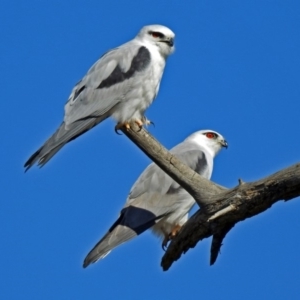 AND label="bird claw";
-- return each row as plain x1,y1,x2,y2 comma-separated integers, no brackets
134,120,143,132
135,119,143,128
162,237,170,252
114,127,123,135
141,117,155,128
114,118,154,134
161,225,182,251
114,122,131,134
